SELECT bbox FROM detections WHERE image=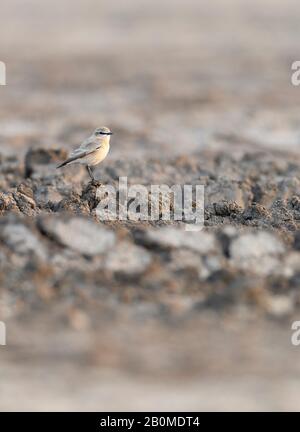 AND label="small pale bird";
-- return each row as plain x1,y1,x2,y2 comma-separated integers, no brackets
57,126,113,182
